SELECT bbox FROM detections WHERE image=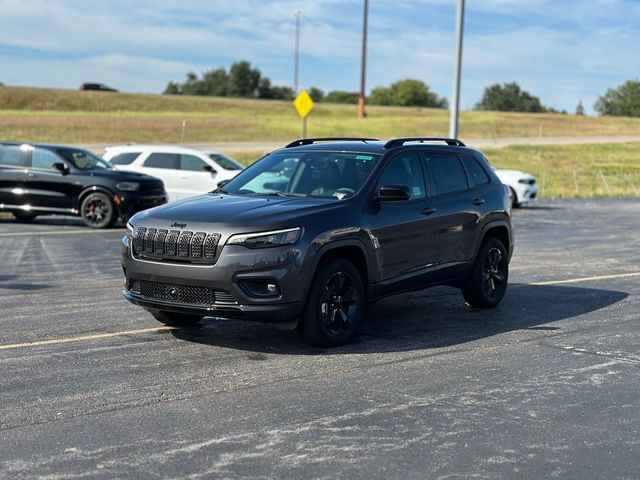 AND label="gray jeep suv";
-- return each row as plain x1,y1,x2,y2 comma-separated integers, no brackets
121,138,512,346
